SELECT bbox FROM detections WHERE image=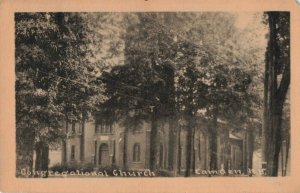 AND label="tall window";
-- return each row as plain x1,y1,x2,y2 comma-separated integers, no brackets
96,121,112,134
71,145,75,160
133,143,141,162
